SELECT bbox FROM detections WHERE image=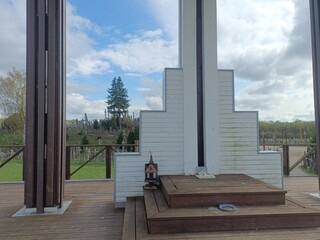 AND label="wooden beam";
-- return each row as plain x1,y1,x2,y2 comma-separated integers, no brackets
25,0,66,211
310,0,320,191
